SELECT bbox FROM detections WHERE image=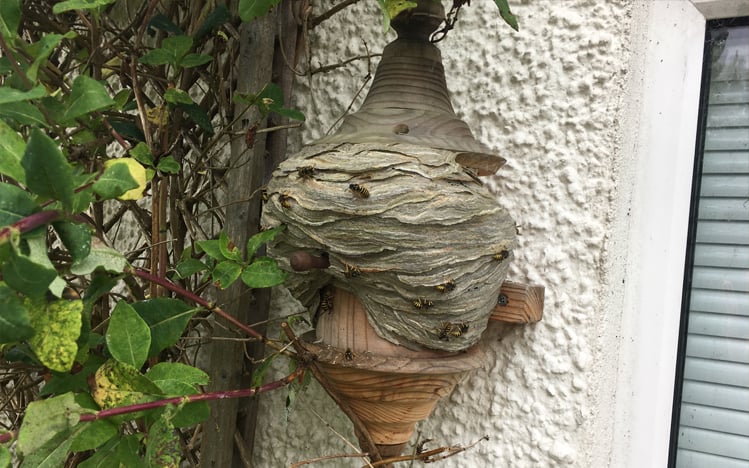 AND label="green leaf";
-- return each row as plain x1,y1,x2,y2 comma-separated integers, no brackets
0,85,47,105
70,239,128,275
195,239,223,260
147,14,183,36
170,400,209,428
146,413,180,468
17,393,88,457
147,362,209,393
139,36,192,68
0,101,48,127
137,48,173,66
256,82,304,120
69,419,118,452
22,128,74,211
156,155,180,174
194,5,231,41
0,182,36,228
179,53,212,68
129,142,154,167
174,258,207,279
53,220,91,261
212,260,243,289
0,0,21,43
494,0,519,32
240,257,286,288
246,225,285,258
109,119,145,142
78,434,147,468
275,106,305,121
384,0,417,19
376,0,390,32
0,445,10,468
92,160,138,199
218,231,242,261
251,355,275,387
20,430,73,468
83,273,118,310
2,238,58,297
0,119,27,183
131,298,196,357
106,301,151,368
39,354,105,396
147,363,211,428
91,359,162,410
27,298,83,372
163,88,193,105
112,88,132,111
179,102,214,134
0,281,34,343
52,0,116,14
239,0,281,22
63,75,115,121
27,32,76,82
